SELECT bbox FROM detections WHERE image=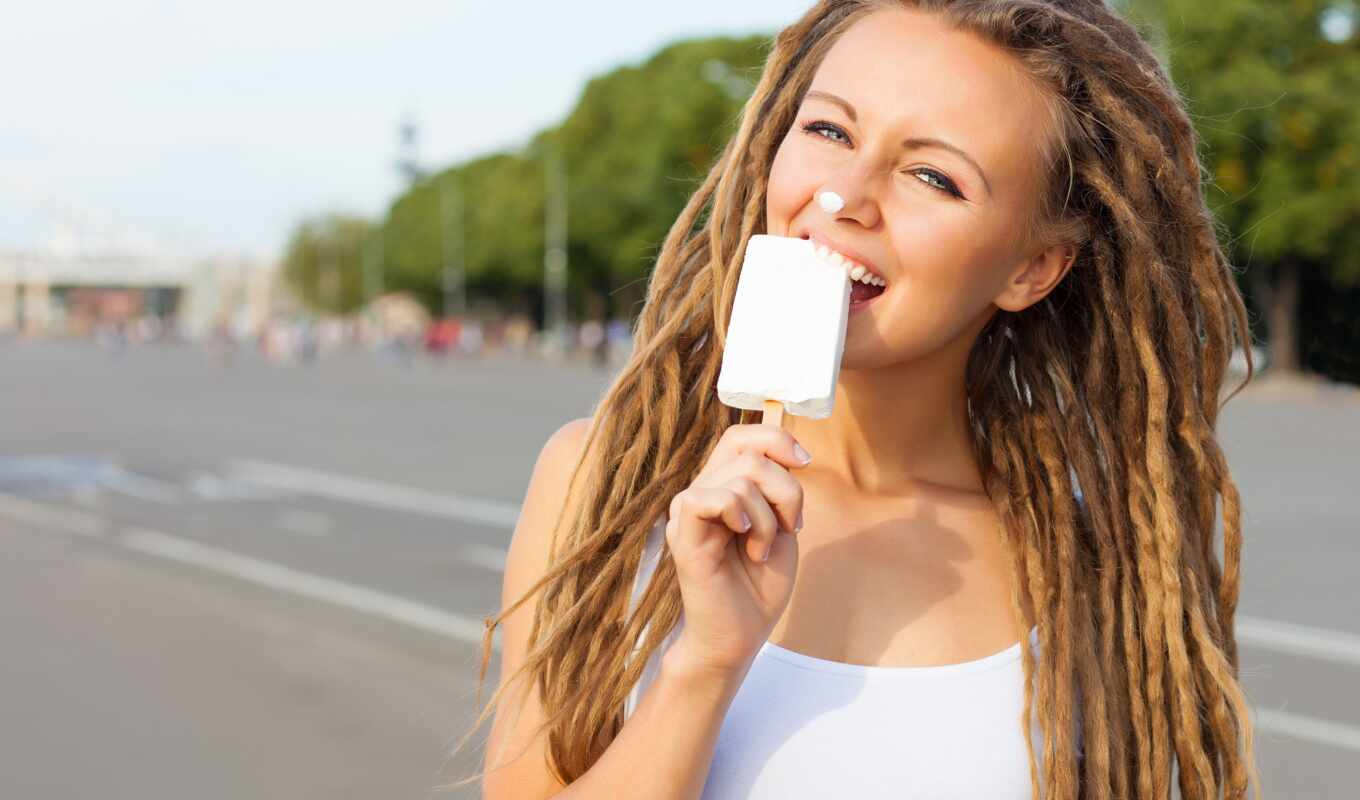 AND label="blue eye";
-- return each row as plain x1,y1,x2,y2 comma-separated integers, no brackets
910,168,964,199
802,120,851,145
799,120,966,200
